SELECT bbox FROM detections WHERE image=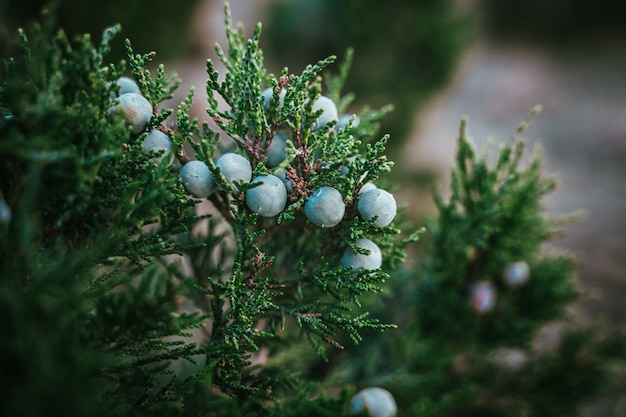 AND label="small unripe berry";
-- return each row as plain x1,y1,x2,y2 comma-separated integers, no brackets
245,175,288,217
470,281,496,314
108,92,152,134
141,129,173,165
350,387,397,417
310,95,338,130
358,188,397,227
335,155,359,177
503,261,530,287
342,239,382,272
215,153,252,190
180,160,216,198
304,186,345,227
